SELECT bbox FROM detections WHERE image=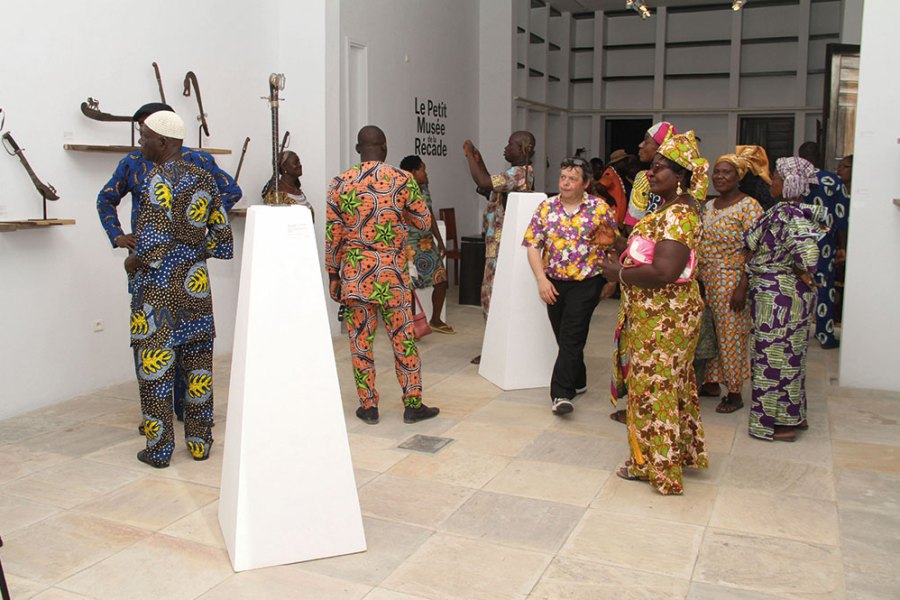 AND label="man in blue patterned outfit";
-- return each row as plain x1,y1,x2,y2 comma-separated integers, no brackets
125,111,233,468
798,142,849,349
97,102,241,422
